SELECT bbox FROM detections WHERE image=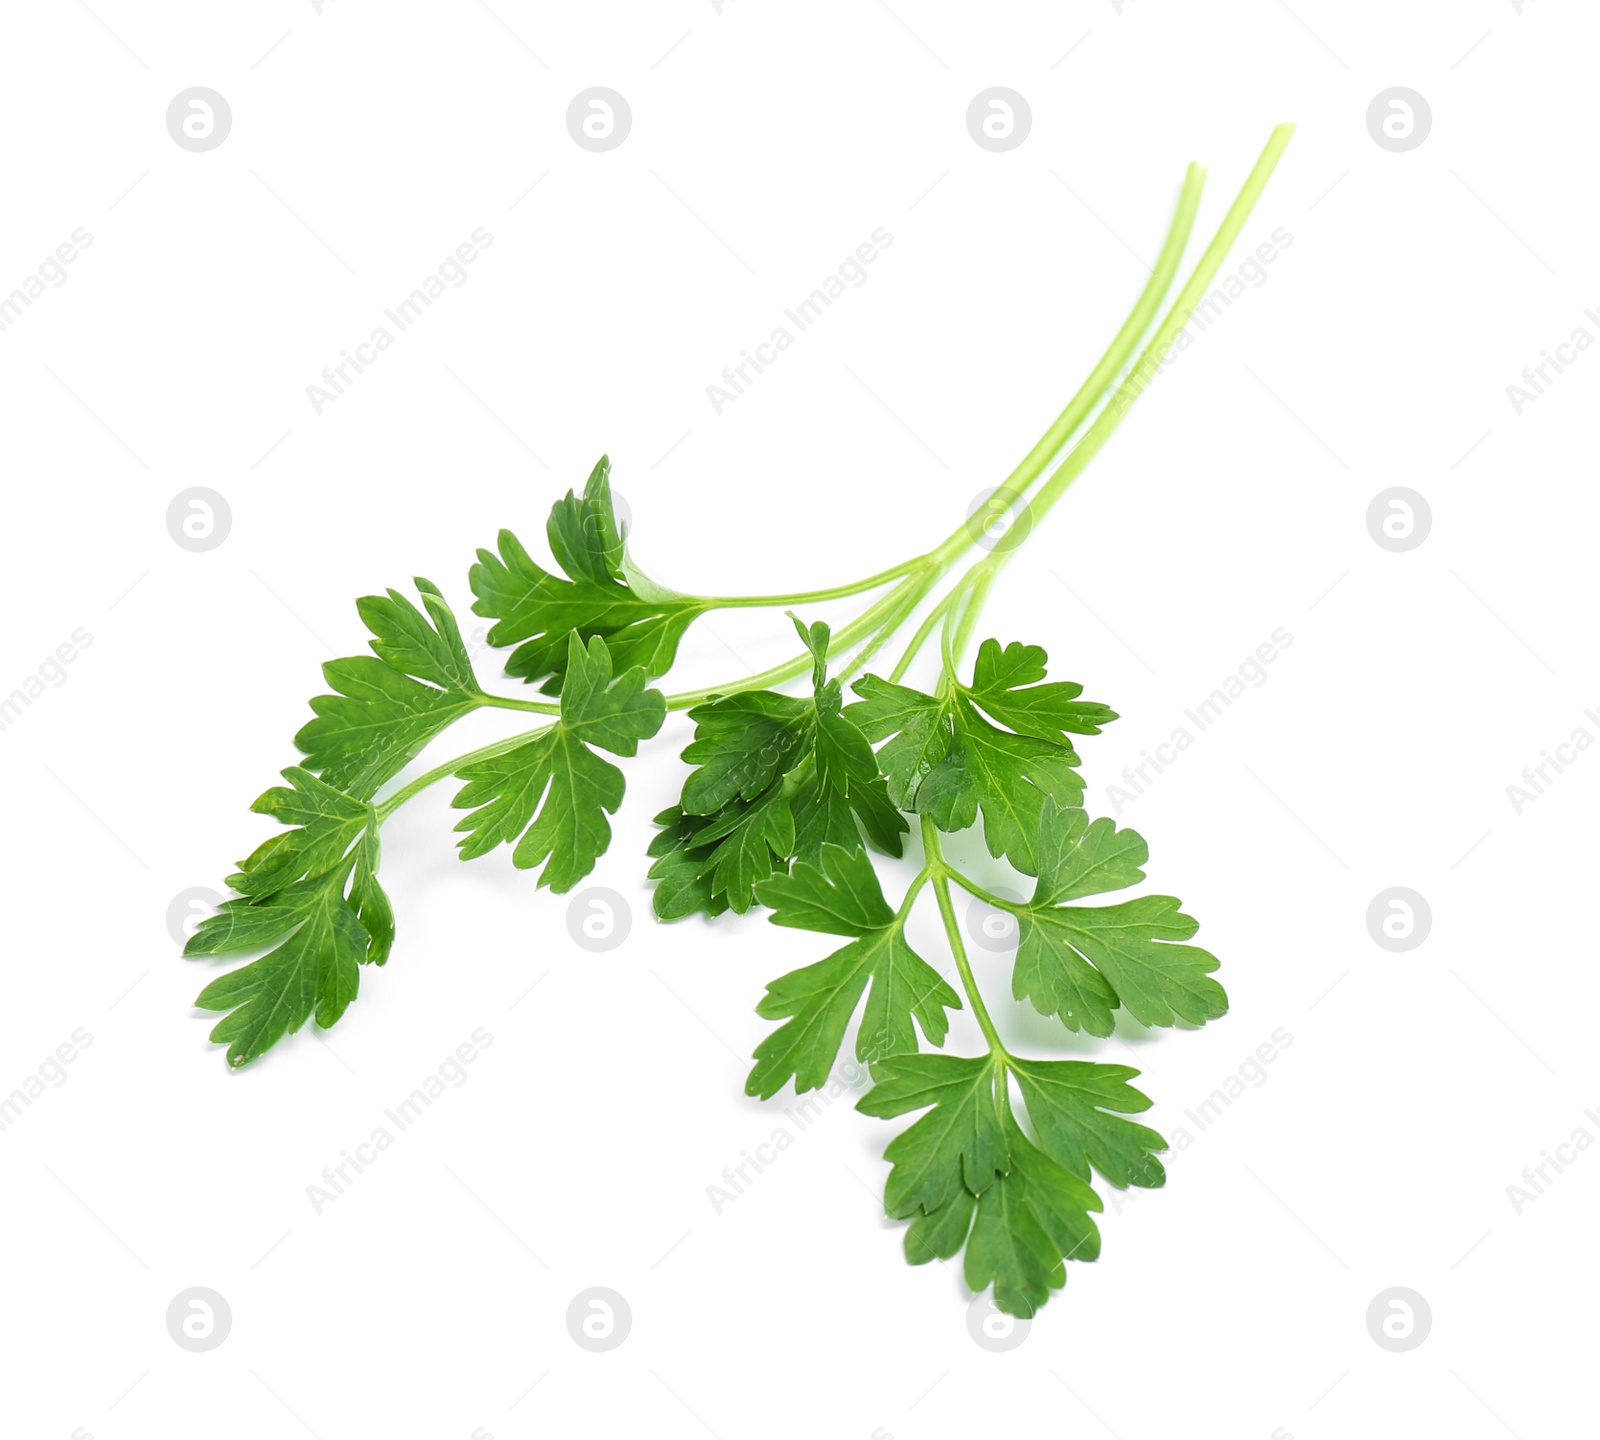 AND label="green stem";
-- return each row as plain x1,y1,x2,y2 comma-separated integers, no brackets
700,557,925,609
479,692,560,715
1011,125,1295,543
375,723,552,821
834,579,945,688
659,163,1209,707
663,570,933,710
896,867,932,921
947,563,998,672
922,816,1008,1060
943,867,1024,911
930,126,1293,686
938,574,974,682
834,609,910,690
888,588,961,684
921,161,1207,569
